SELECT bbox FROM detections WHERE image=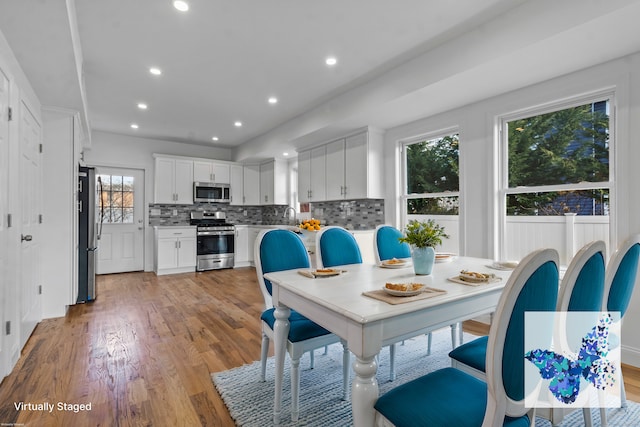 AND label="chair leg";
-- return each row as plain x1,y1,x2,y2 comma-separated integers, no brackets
291,357,301,422
342,341,350,401
324,345,329,355
450,323,457,348
426,332,432,356
309,349,315,369
582,408,593,427
389,343,396,382
260,333,269,382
